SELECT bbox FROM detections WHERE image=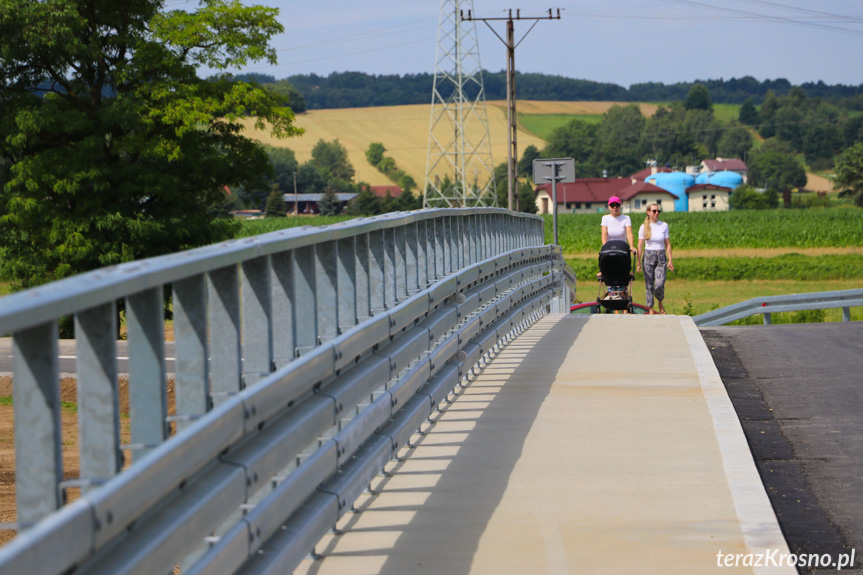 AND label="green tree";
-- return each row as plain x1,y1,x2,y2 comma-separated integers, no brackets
747,139,807,192
264,184,284,216
774,106,805,149
594,104,644,177
683,109,722,158
396,189,422,211
295,161,326,195
684,84,713,112
517,144,541,178
640,104,697,167
729,184,779,210
717,121,754,160
0,0,299,289
739,99,759,126
758,90,780,138
264,79,306,113
317,184,342,215
345,185,380,215
517,180,538,214
366,142,386,167
378,192,398,213
833,142,863,206
543,119,598,175
311,139,355,183
398,174,417,193
267,146,299,188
